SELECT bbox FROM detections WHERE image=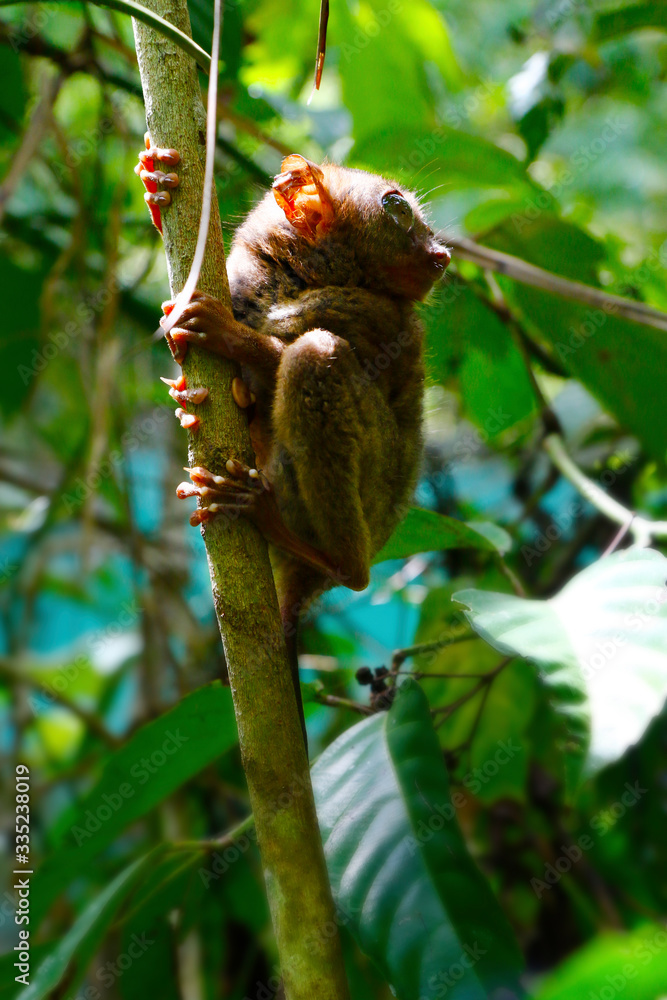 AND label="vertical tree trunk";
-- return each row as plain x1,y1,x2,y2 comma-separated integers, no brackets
131,5,349,997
